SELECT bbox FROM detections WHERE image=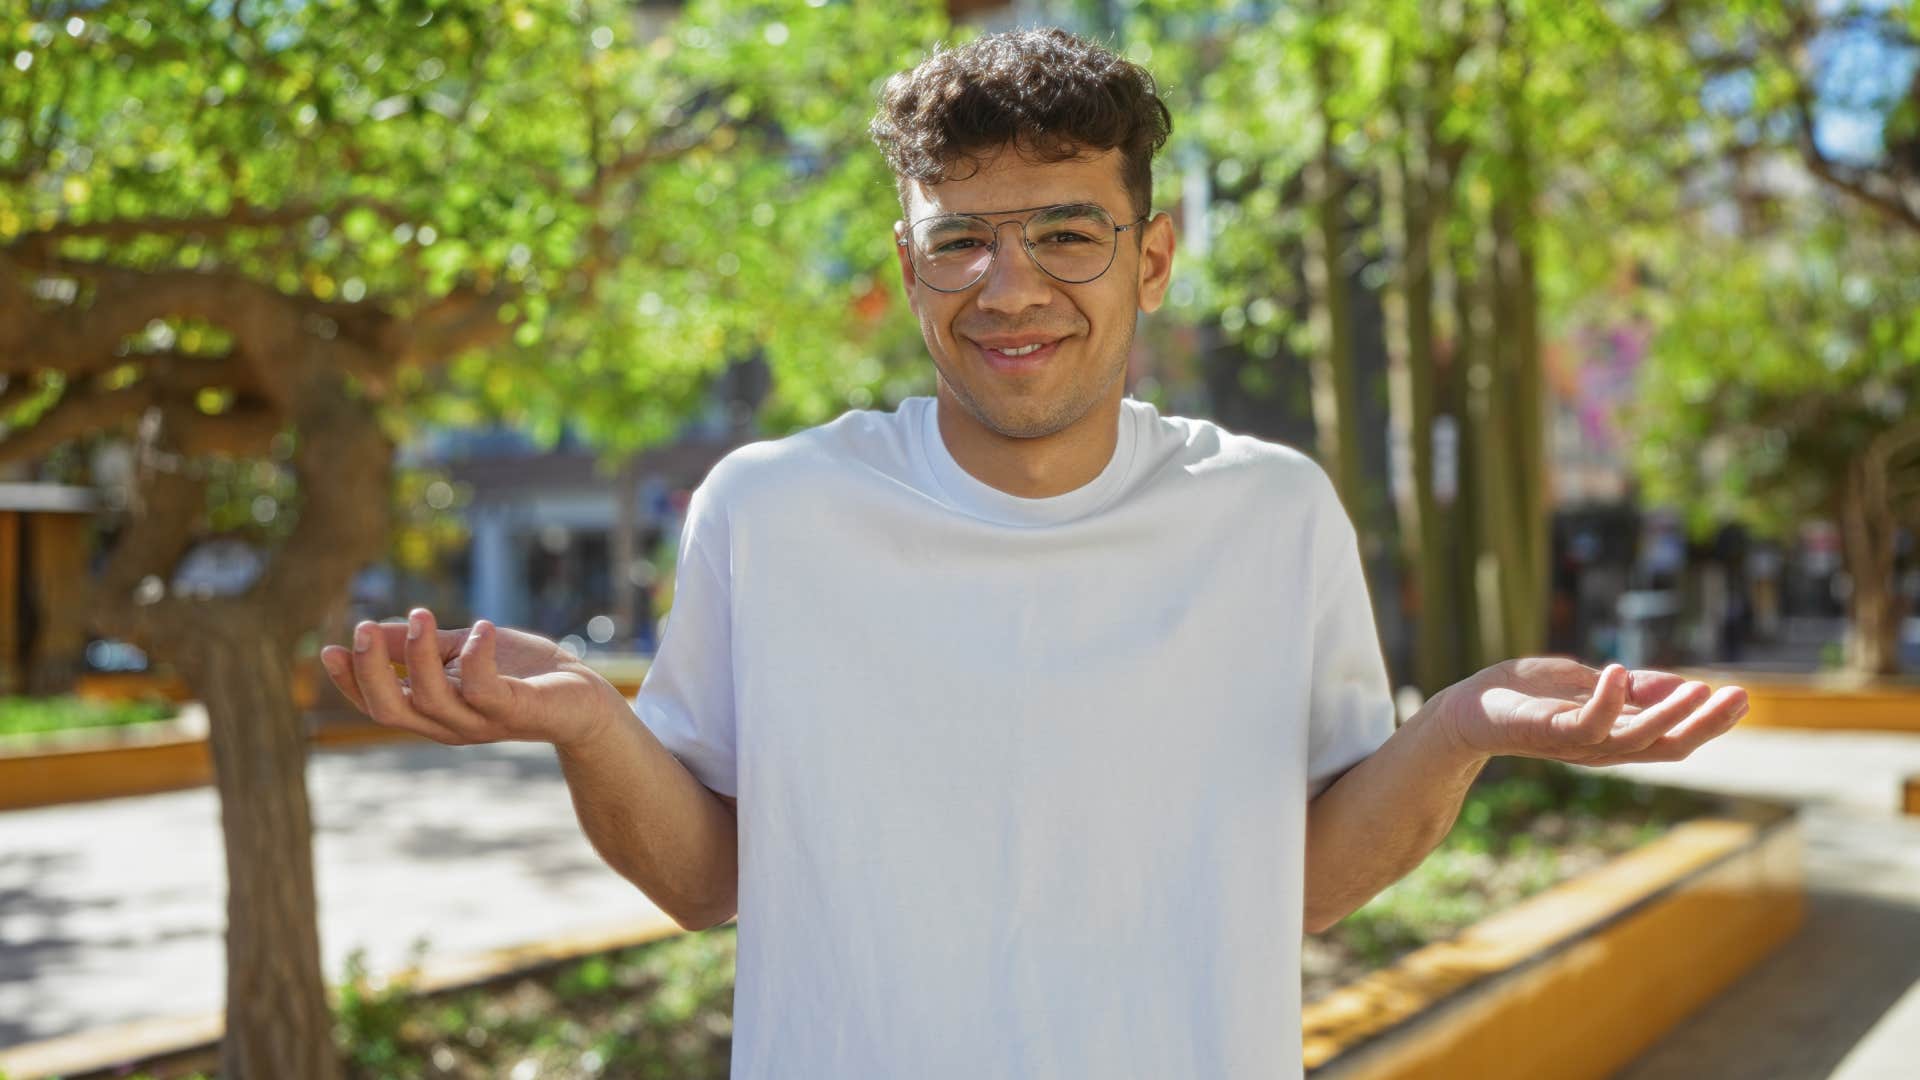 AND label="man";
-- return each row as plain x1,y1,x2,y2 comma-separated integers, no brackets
321,27,1747,1079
